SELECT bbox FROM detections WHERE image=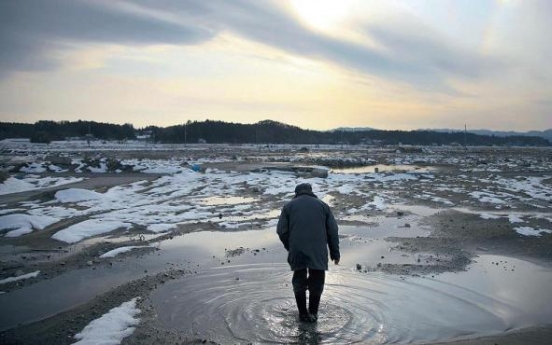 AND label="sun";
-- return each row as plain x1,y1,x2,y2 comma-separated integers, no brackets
290,0,353,32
